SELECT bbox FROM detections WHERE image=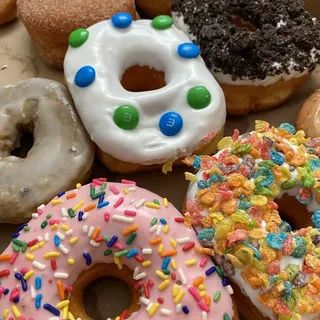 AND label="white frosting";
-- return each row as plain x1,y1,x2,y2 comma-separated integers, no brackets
172,12,319,87
64,19,226,165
